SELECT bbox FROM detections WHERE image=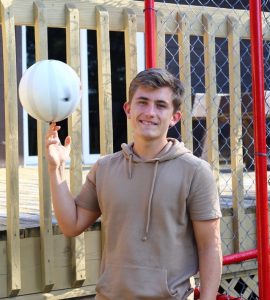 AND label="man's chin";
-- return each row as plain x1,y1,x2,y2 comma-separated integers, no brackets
137,133,161,141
